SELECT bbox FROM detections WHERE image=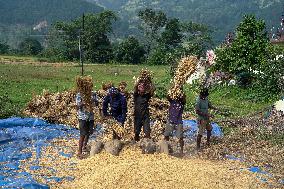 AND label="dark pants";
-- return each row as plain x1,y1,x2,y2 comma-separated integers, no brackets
134,115,150,137
79,119,94,136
